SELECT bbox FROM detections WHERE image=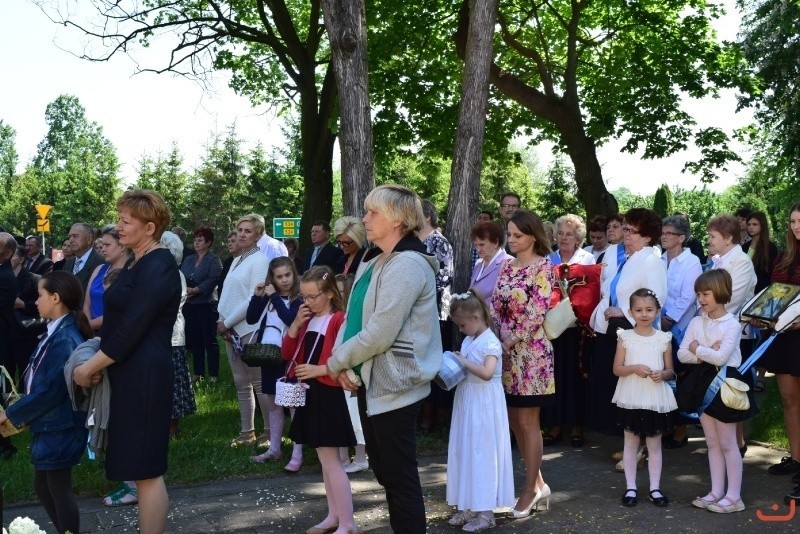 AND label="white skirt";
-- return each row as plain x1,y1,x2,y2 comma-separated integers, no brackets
446,376,515,511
